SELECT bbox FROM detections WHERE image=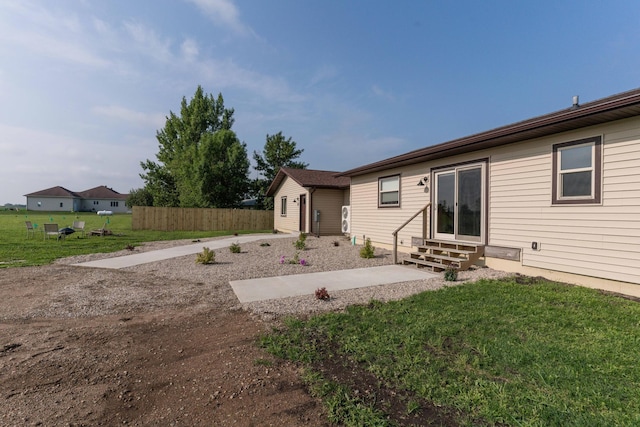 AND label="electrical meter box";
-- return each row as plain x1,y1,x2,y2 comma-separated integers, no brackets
313,209,320,222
